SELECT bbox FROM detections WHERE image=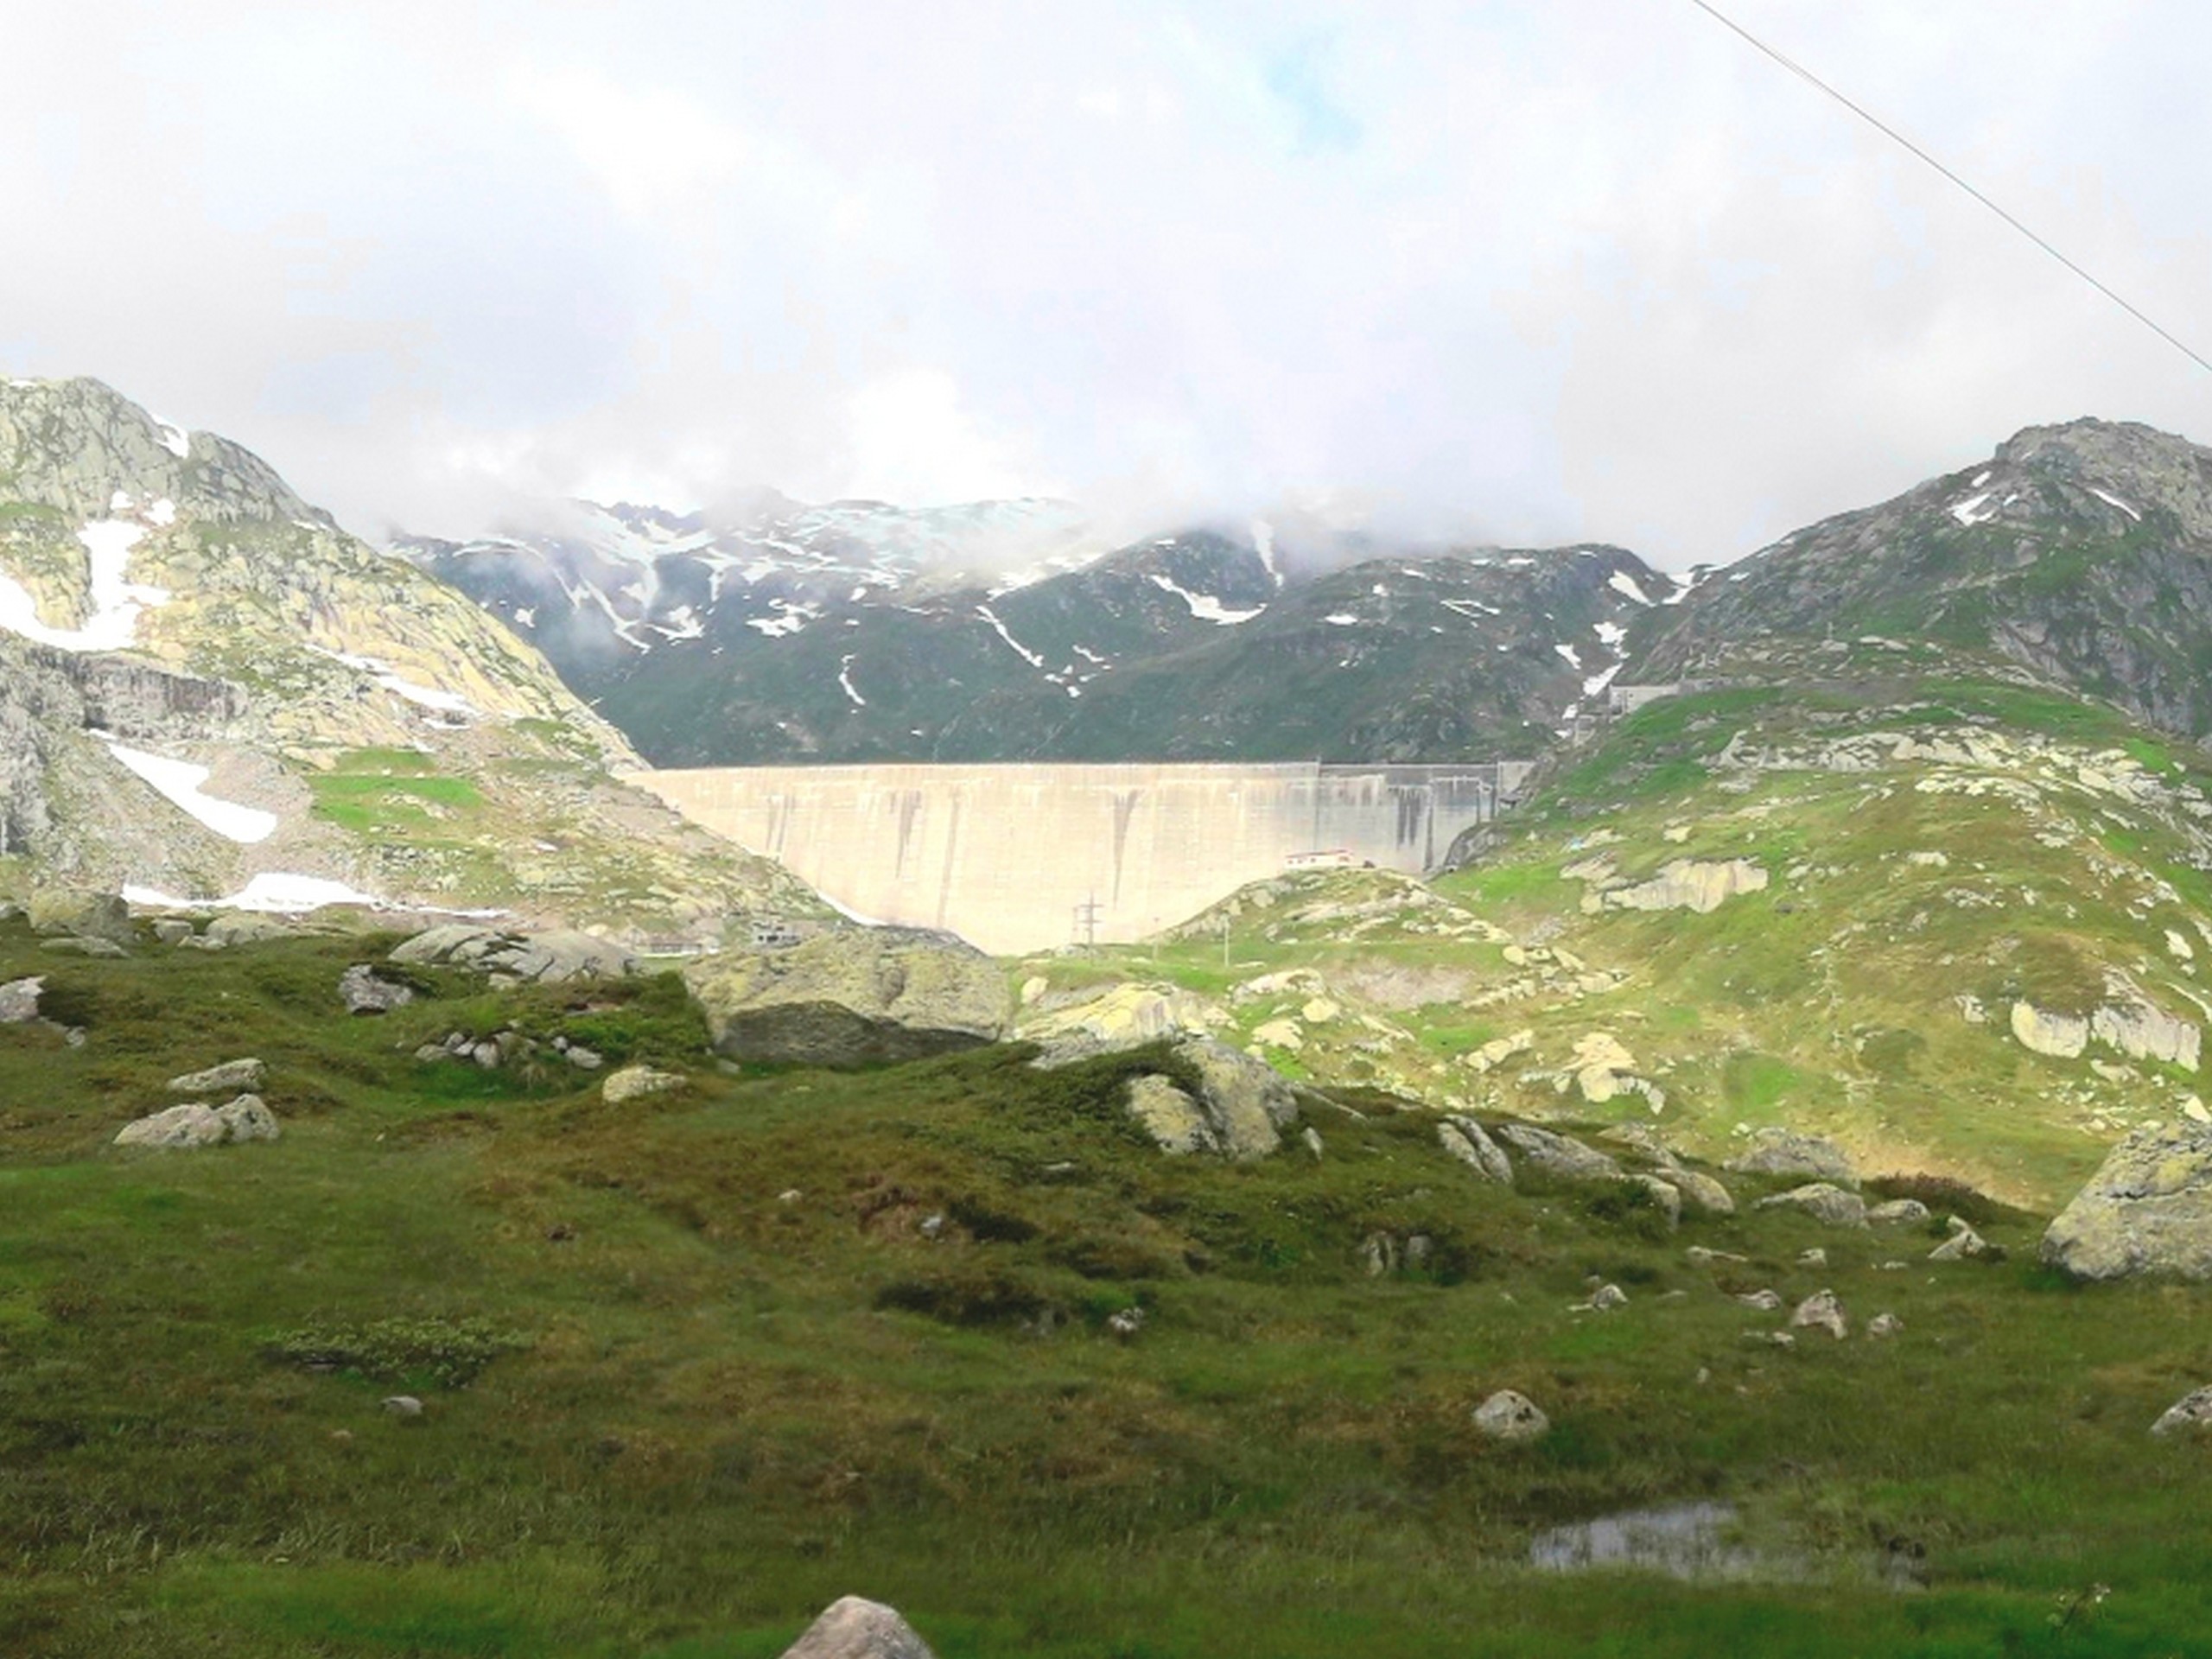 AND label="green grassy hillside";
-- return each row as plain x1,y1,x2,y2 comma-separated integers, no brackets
1016,656,2212,1209
5,918,2212,1656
